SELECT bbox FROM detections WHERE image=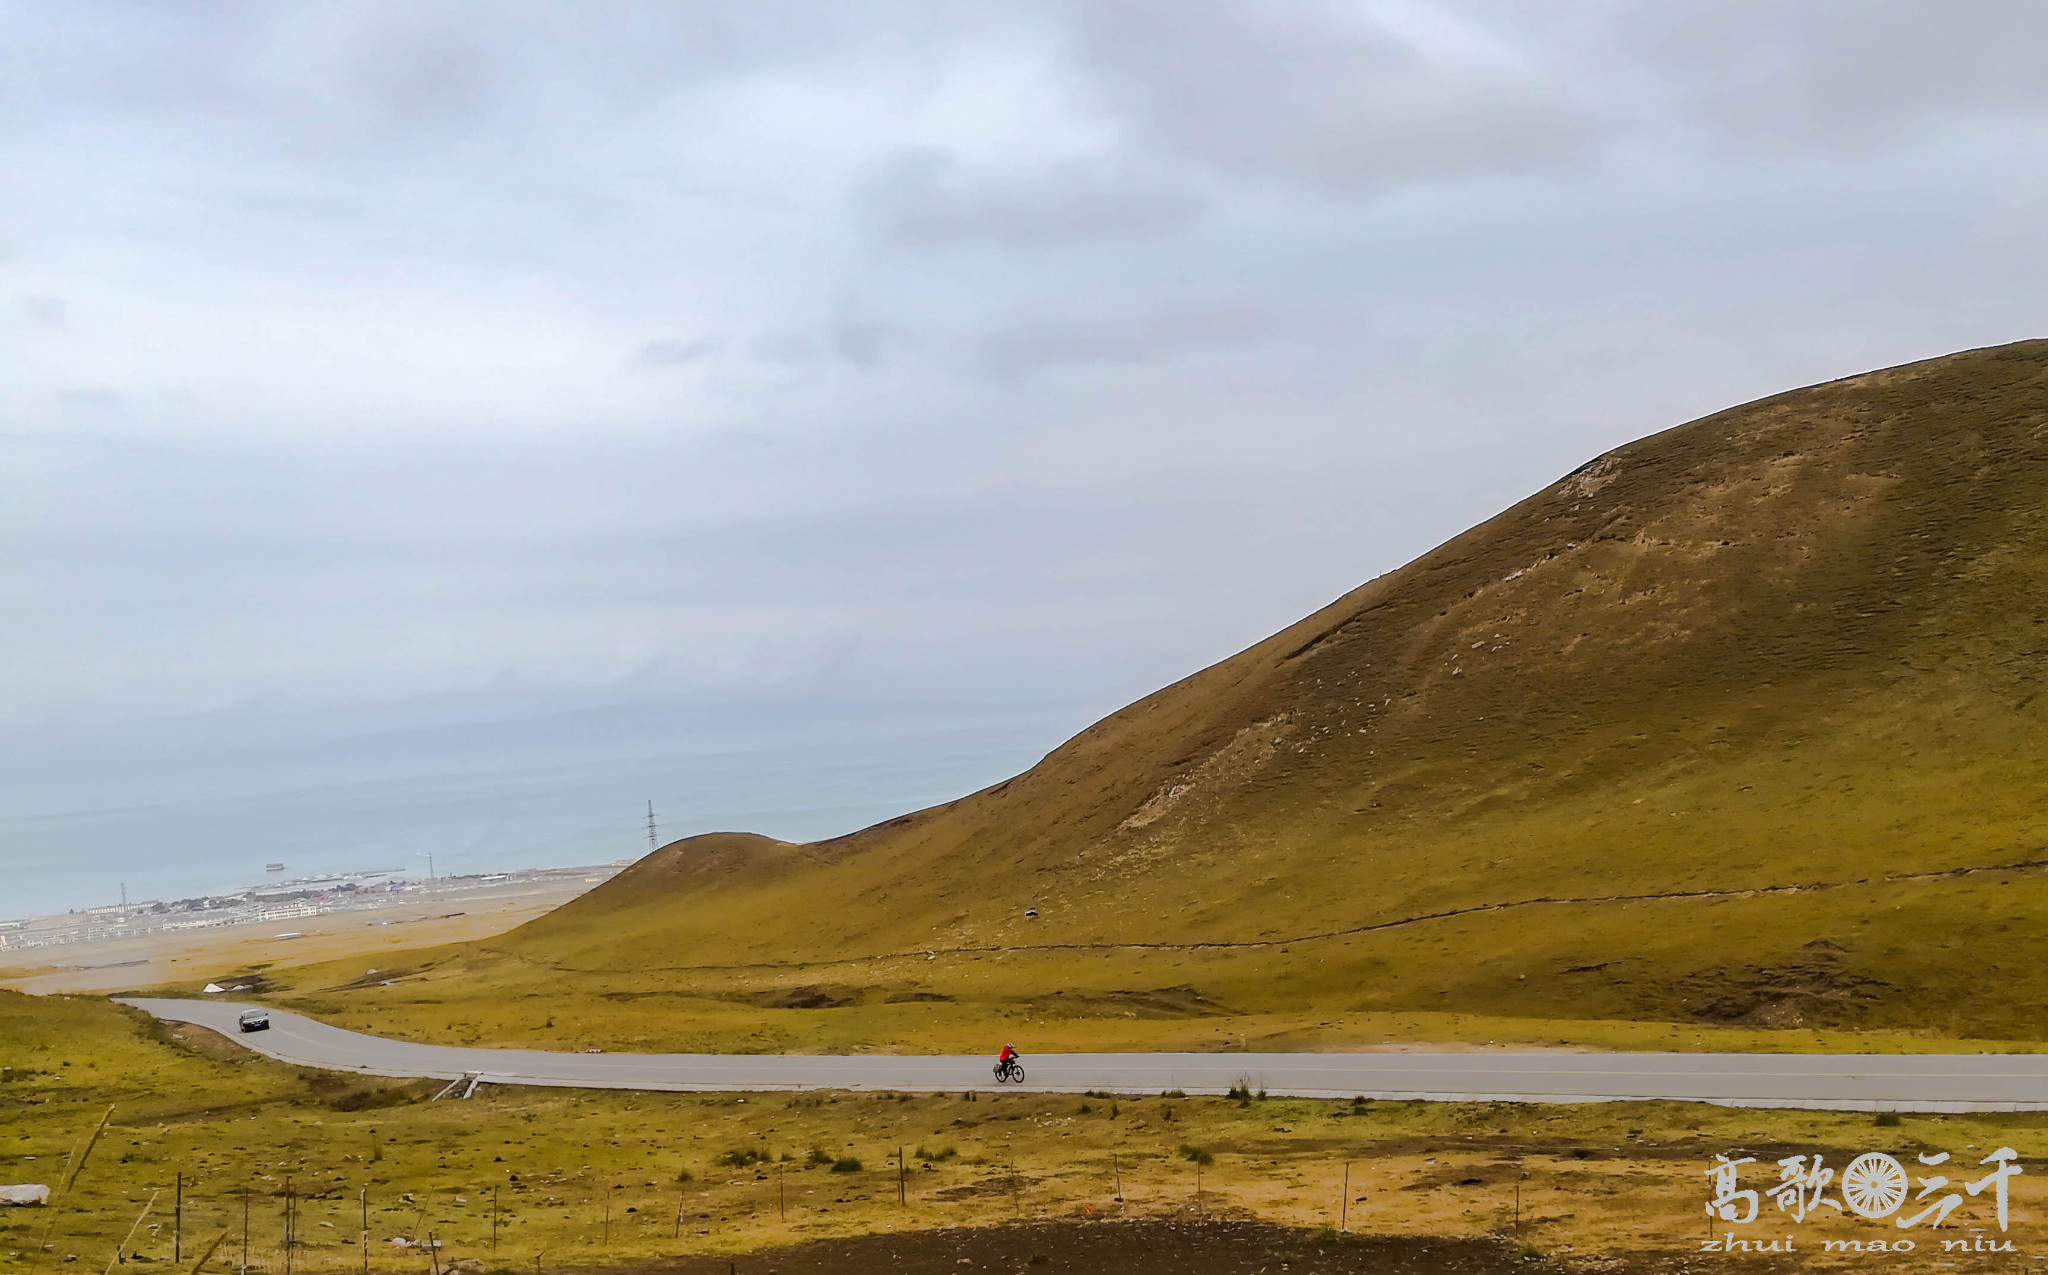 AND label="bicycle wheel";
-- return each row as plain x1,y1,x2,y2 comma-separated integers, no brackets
1009,1063,1026,1083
